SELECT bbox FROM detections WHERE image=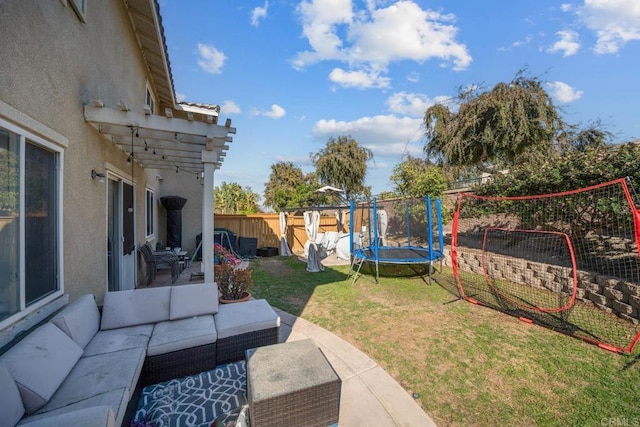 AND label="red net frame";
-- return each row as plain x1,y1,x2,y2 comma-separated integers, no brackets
451,178,640,353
